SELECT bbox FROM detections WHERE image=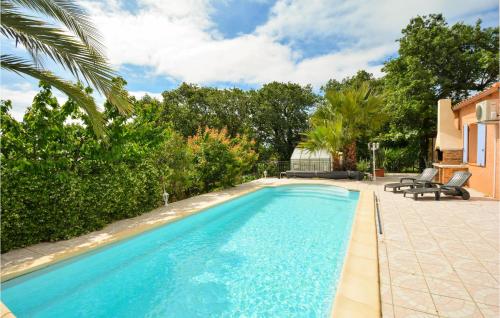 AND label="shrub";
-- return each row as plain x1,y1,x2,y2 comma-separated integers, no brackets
187,127,257,193
382,147,417,172
355,159,370,172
